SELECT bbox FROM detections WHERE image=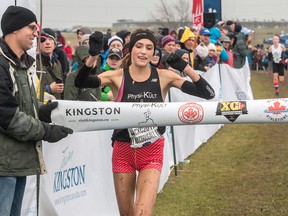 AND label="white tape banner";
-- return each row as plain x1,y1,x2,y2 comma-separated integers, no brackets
52,98,288,133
